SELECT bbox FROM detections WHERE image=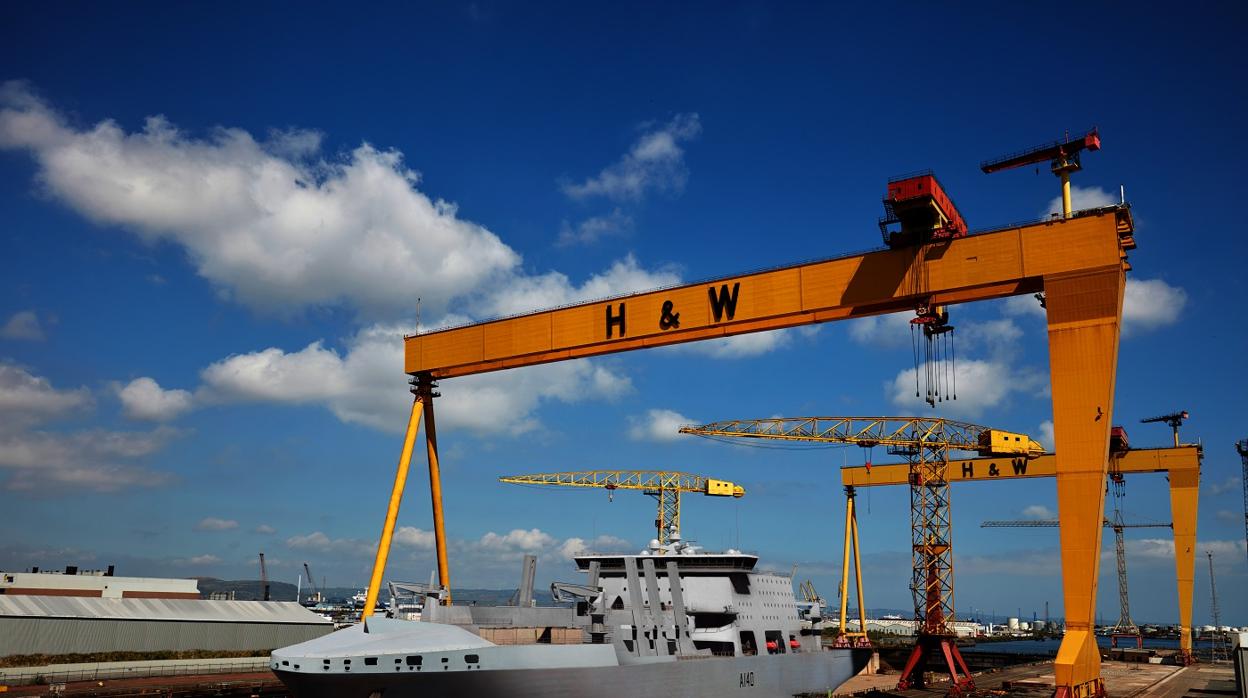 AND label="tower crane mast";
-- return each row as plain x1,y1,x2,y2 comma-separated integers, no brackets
680,416,1043,693
497,470,744,548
